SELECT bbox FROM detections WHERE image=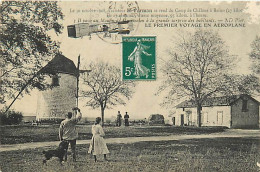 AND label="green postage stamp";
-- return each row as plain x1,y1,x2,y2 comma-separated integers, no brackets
122,36,156,80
